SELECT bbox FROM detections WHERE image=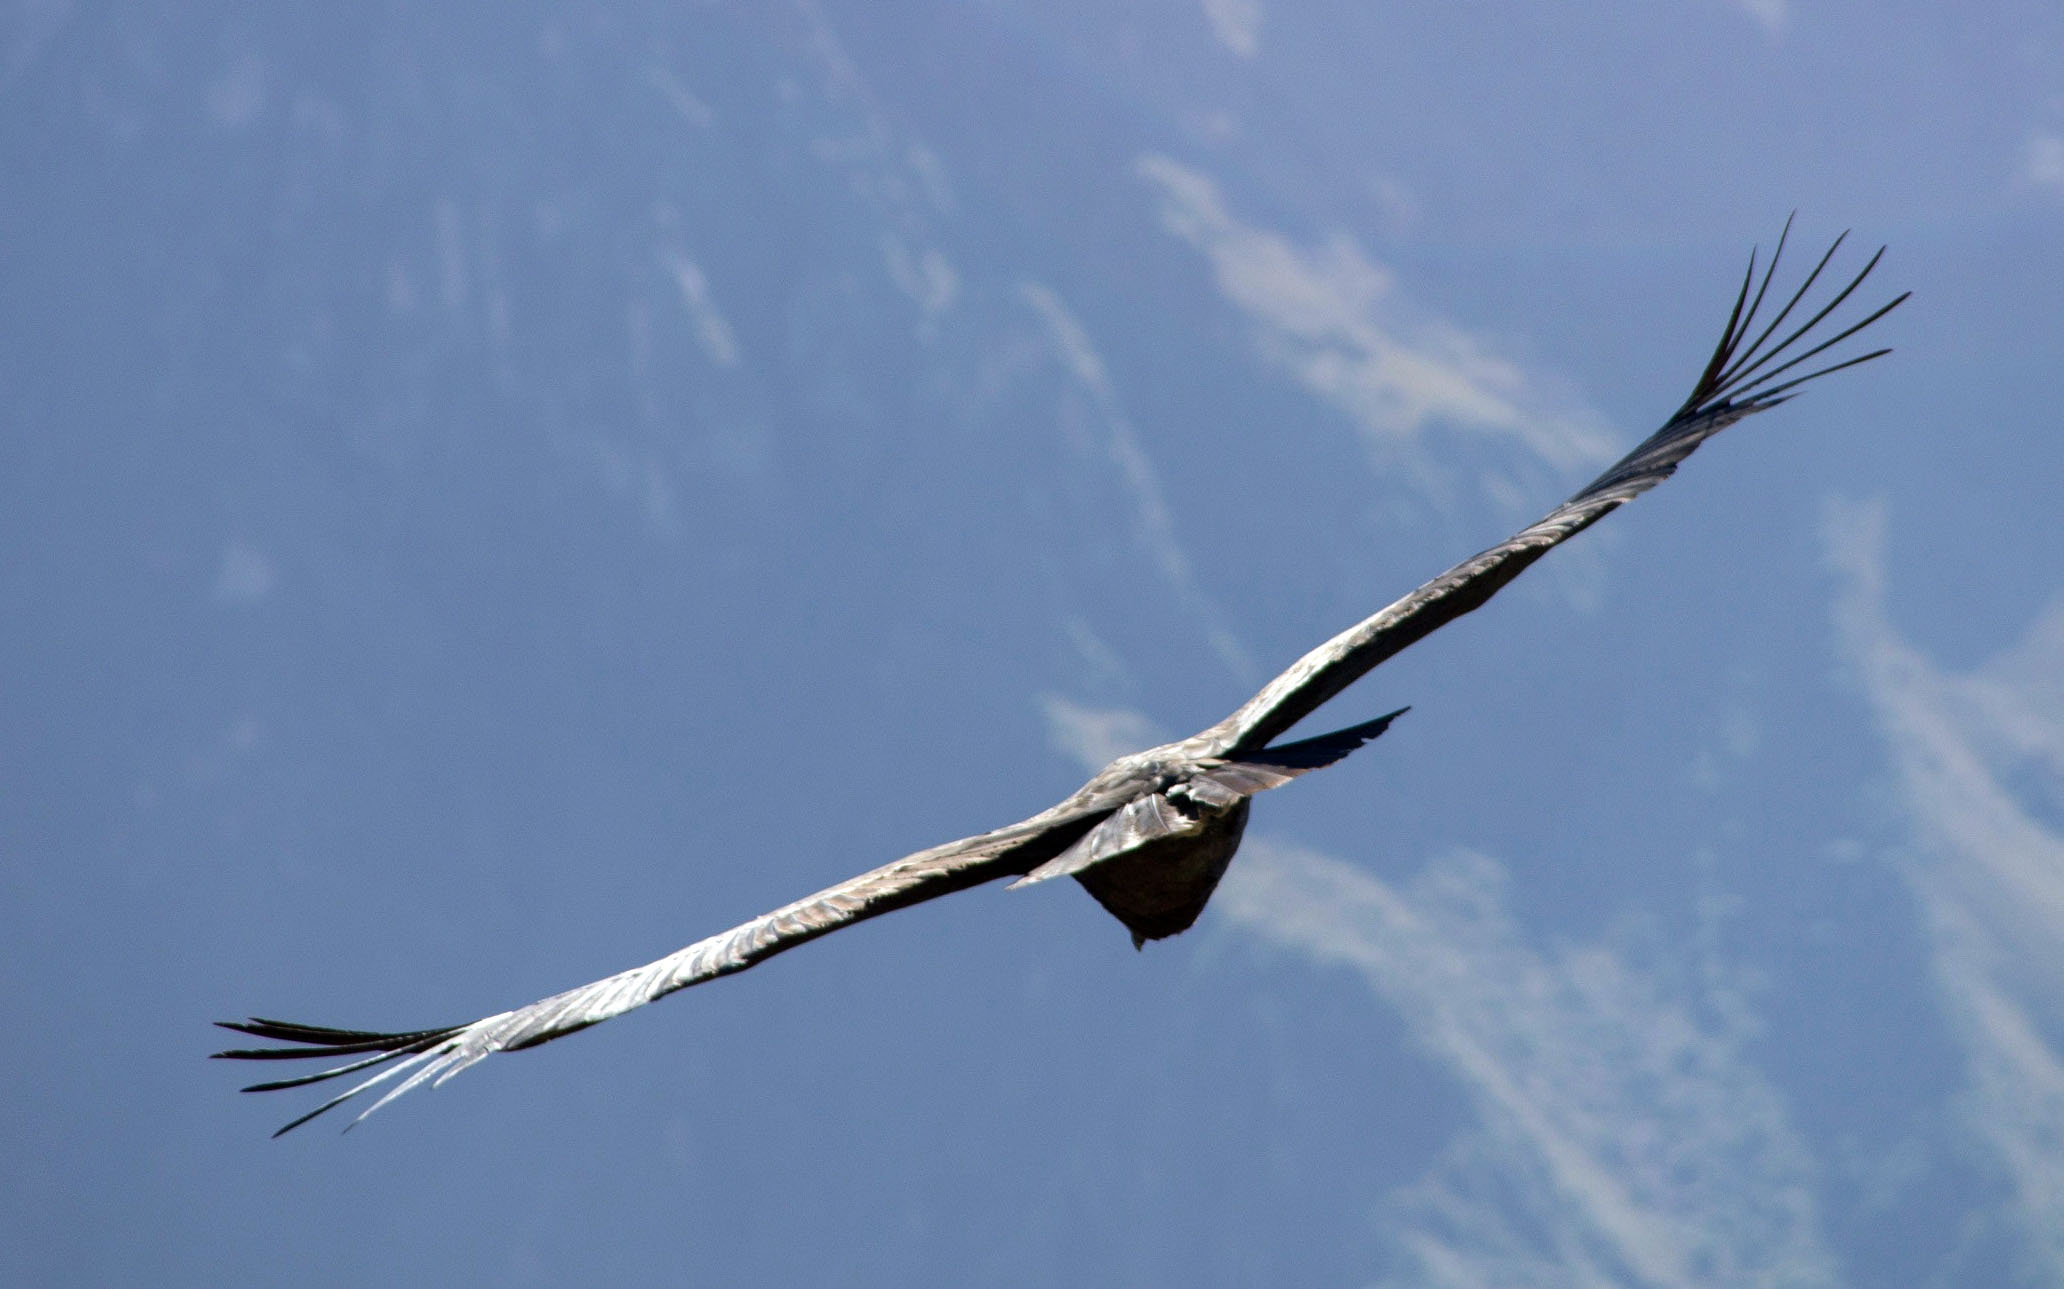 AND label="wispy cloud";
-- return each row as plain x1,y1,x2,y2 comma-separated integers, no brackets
1200,0,1263,58
1040,697,1164,773
646,63,714,132
557,432,680,537
1221,841,1836,1288
882,234,959,323
1733,0,1787,35
2023,133,2064,197
1136,155,1612,482
1827,497,2064,1277
1021,280,1254,678
213,542,275,603
204,51,267,129
1020,280,1187,590
659,249,742,368
794,1,961,334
